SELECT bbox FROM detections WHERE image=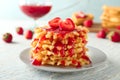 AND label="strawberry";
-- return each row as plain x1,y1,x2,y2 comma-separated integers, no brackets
107,31,120,42
116,26,120,34
59,18,75,31
116,25,120,30
76,11,86,18
97,29,106,38
3,33,13,43
16,27,24,35
72,60,77,65
25,30,33,39
32,59,41,66
83,20,93,28
48,17,61,29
